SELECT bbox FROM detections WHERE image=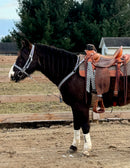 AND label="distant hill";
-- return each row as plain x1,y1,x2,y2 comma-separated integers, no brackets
0,19,18,40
